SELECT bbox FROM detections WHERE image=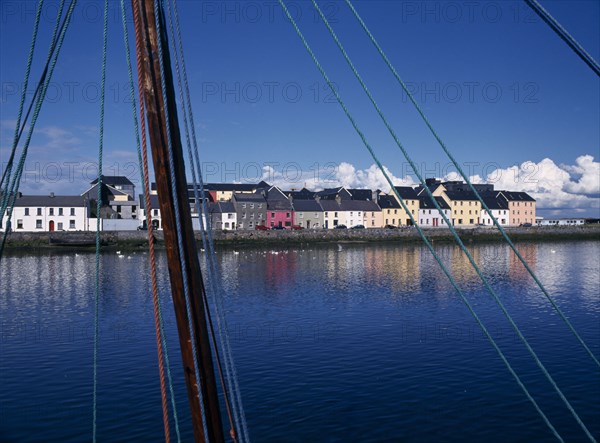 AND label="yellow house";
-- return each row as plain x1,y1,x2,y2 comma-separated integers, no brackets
378,186,419,226
442,191,482,226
